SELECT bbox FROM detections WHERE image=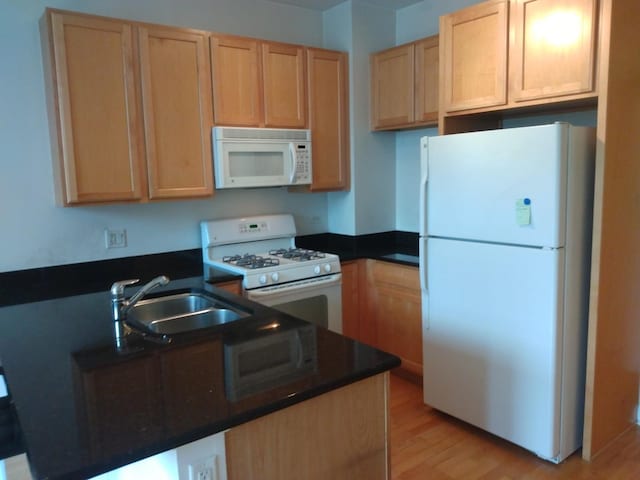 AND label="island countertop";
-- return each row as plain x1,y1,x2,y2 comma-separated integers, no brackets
0,276,399,479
